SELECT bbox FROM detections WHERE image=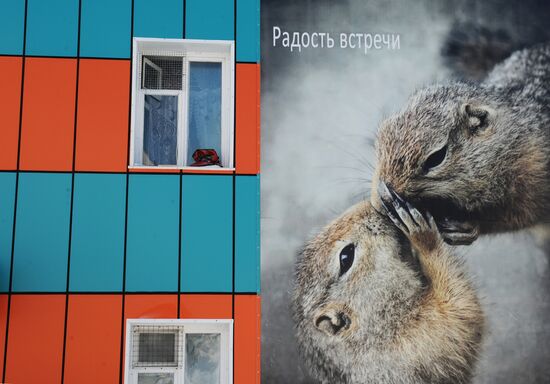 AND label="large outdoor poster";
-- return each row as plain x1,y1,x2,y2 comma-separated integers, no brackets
261,1,550,383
